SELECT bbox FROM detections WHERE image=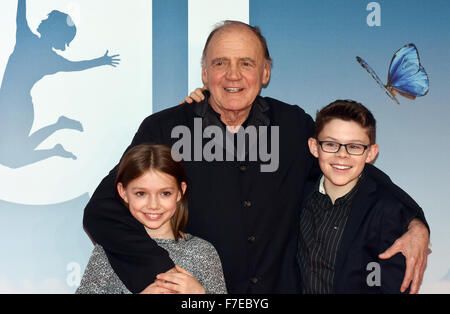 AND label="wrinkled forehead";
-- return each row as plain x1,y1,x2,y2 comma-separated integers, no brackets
205,24,265,58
